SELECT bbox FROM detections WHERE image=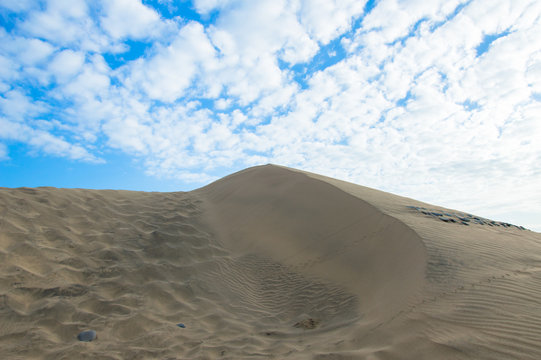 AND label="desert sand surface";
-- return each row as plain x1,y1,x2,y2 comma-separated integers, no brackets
1,164,541,359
